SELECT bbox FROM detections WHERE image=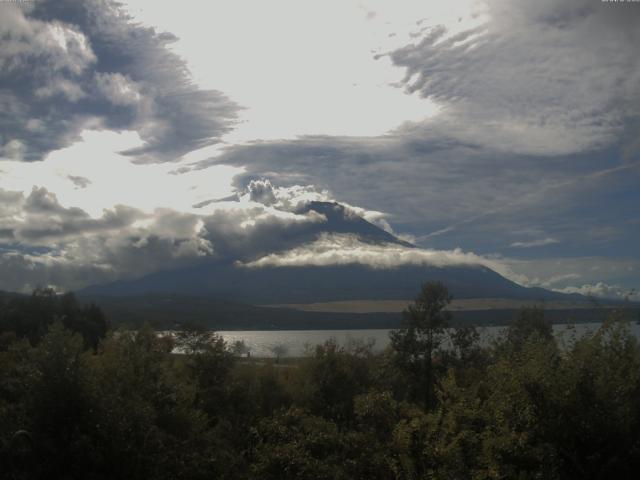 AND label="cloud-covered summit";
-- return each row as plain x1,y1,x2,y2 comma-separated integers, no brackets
0,0,238,162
